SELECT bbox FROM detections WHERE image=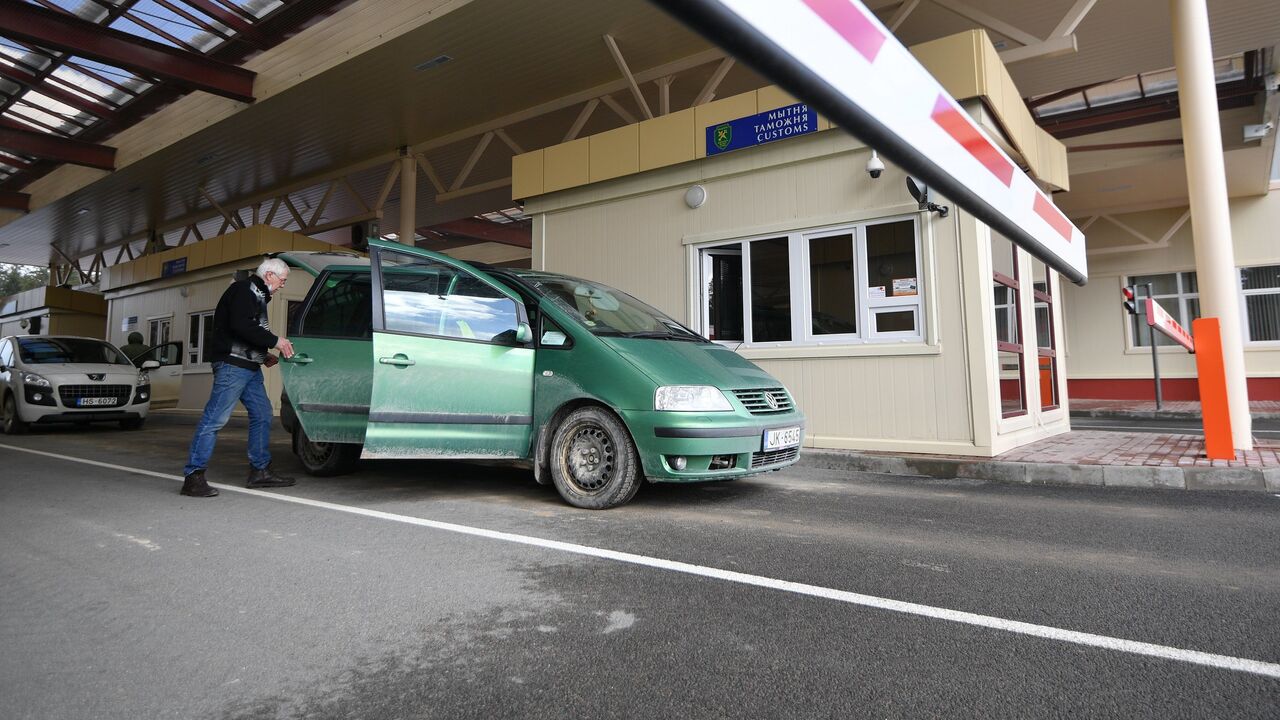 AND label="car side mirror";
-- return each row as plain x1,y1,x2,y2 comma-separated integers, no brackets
516,322,533,344
142,360,160,370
